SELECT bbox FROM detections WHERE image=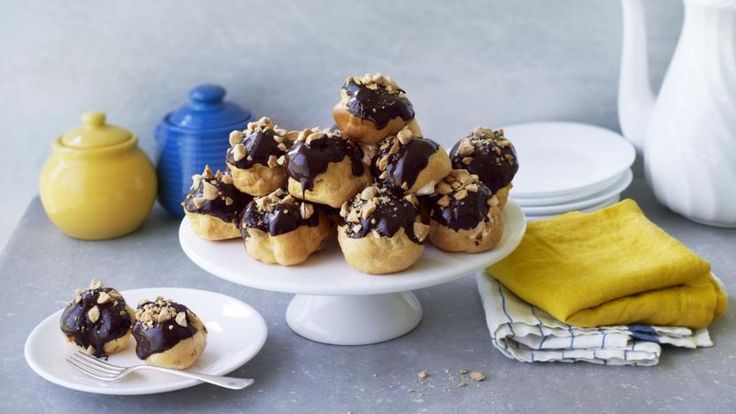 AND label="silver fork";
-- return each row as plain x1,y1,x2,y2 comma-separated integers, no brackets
66,351,254,390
